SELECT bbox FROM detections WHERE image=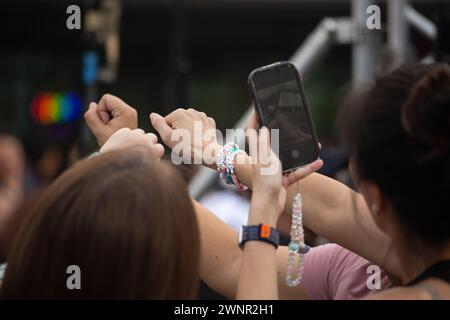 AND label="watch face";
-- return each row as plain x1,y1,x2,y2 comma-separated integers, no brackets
238,227,243,245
